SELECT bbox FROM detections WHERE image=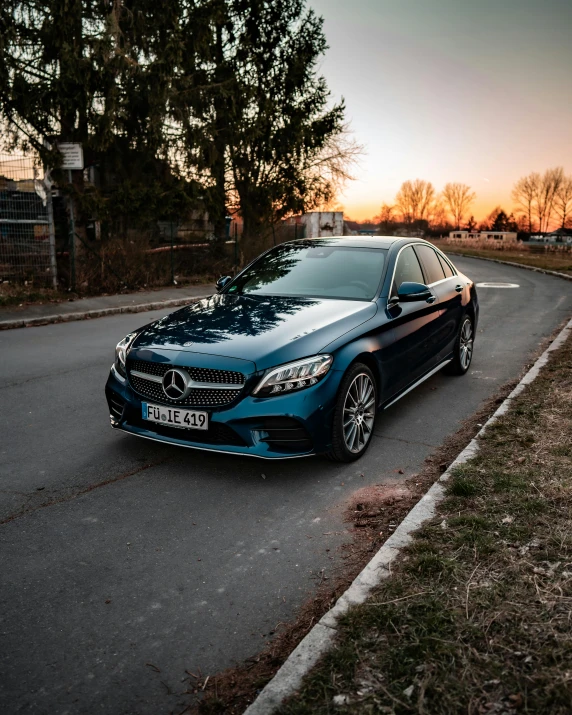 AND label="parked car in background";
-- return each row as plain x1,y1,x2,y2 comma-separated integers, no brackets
106,237,478,462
